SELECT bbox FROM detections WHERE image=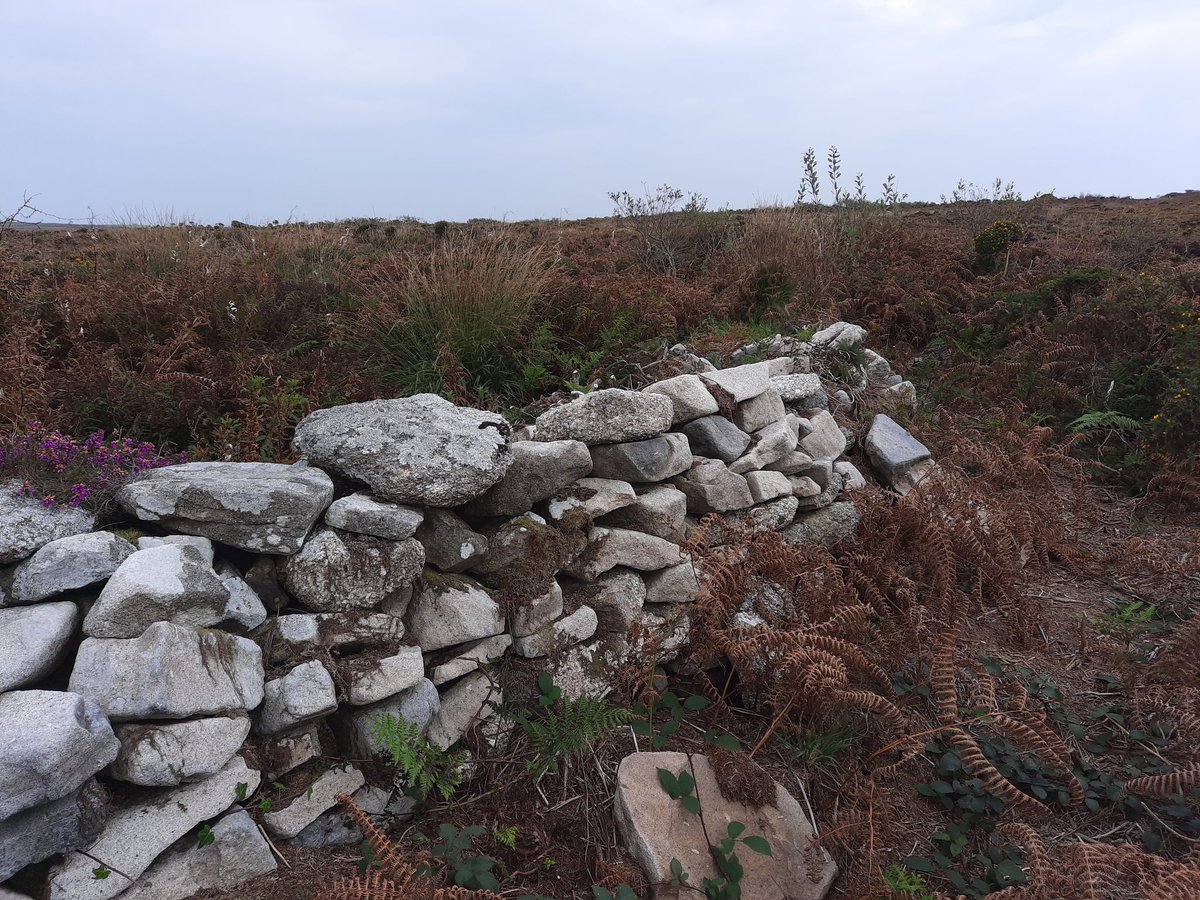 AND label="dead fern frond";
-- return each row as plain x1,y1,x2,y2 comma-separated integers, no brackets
1124,763,1200,799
